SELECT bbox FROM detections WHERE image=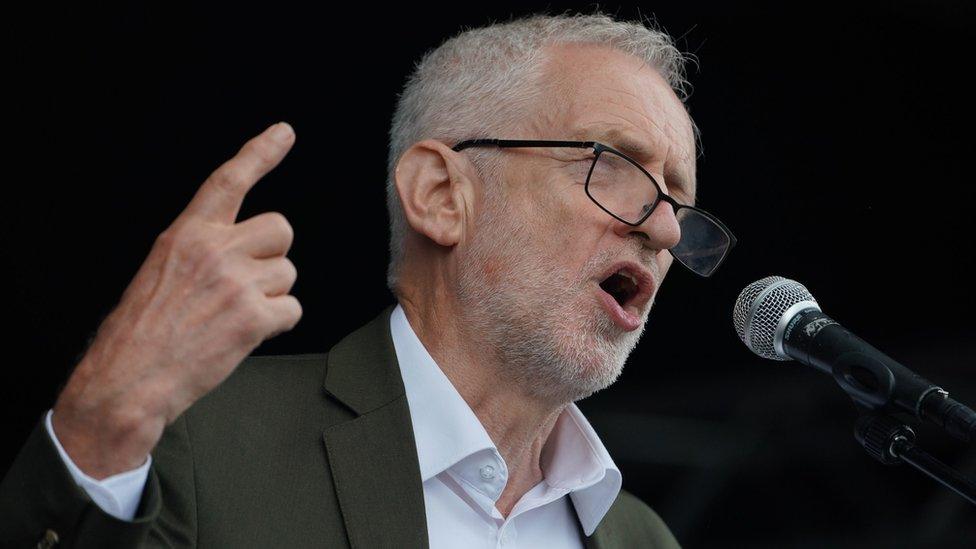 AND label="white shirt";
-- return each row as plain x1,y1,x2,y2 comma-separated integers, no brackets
46,304,622,547
391,305,621,548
